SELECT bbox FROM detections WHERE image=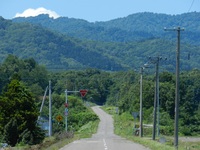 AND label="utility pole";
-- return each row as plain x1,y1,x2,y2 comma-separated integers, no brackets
49,80,52,136
65,89,68,132
139,64,150,137
37,86,48,122
139,67,143,137
147,56,164,140
153,57,160,140
157,68,160,138
164,27,184,149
